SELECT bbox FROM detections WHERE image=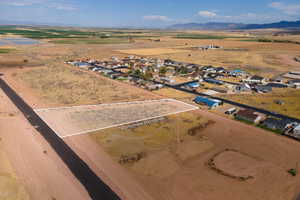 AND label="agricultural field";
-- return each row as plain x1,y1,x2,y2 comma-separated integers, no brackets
49,38,130,45
117,48,190,56
0,48,14,54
